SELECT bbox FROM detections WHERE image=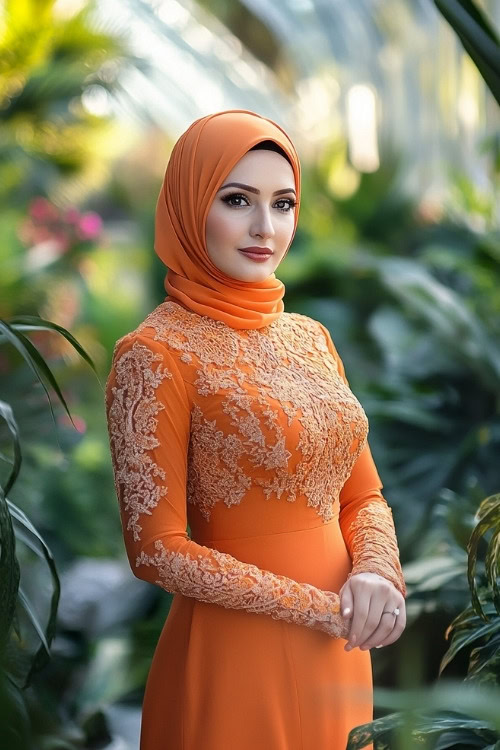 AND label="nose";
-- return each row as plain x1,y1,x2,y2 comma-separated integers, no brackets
250,205,275,240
